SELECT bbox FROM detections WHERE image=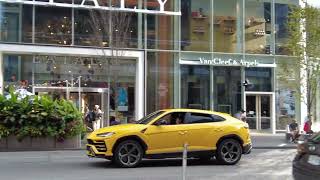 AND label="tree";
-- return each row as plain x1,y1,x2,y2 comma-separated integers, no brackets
281,4,320,121
87,2,134,126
